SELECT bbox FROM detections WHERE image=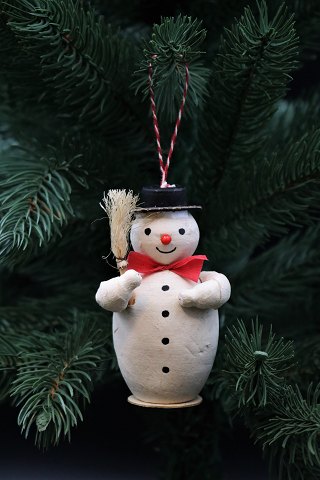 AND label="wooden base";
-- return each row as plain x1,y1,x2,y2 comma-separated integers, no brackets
127,395,202,409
